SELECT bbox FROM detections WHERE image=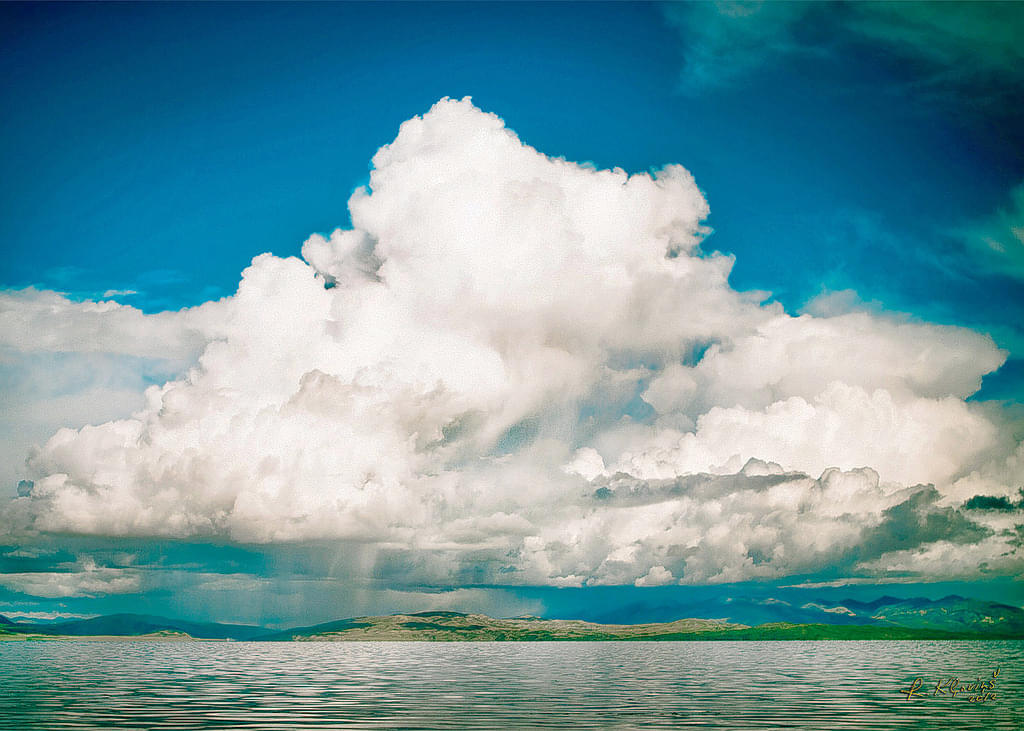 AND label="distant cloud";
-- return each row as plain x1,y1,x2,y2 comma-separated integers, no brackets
664,2,1024,95
0,287,208,358
781,577,922,589
1,611,98,622
801,602,855,616
191,574,270,593
664,1,819,92
635,566,675,587
2,98,1021,591
0,558,141,599
844,2,1024,86
962,182,1024,280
